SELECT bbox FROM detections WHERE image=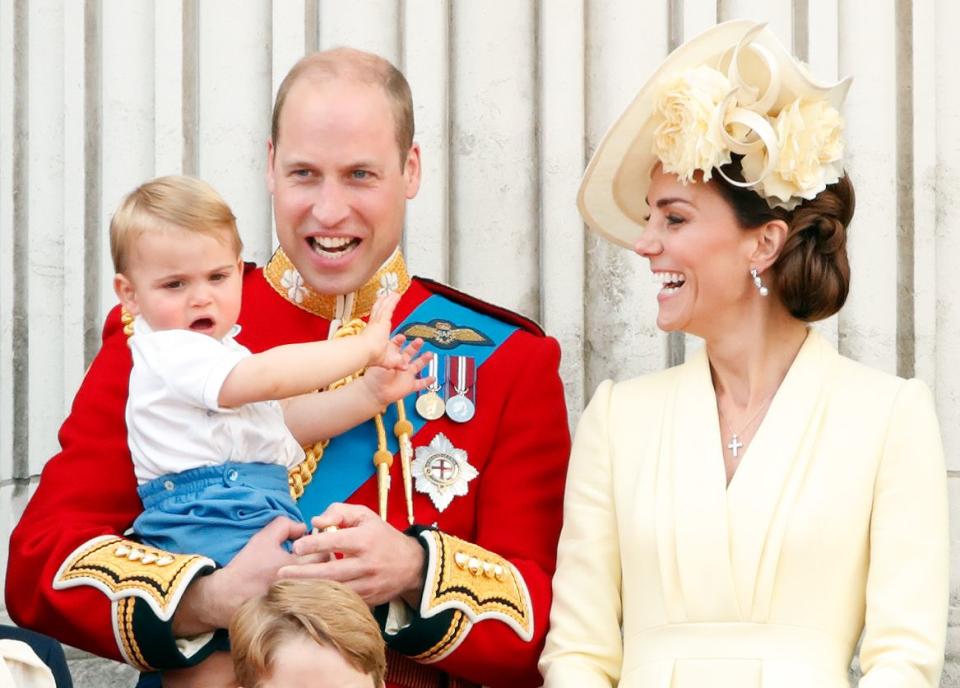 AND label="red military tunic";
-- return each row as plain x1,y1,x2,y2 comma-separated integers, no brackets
6,250,571,688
